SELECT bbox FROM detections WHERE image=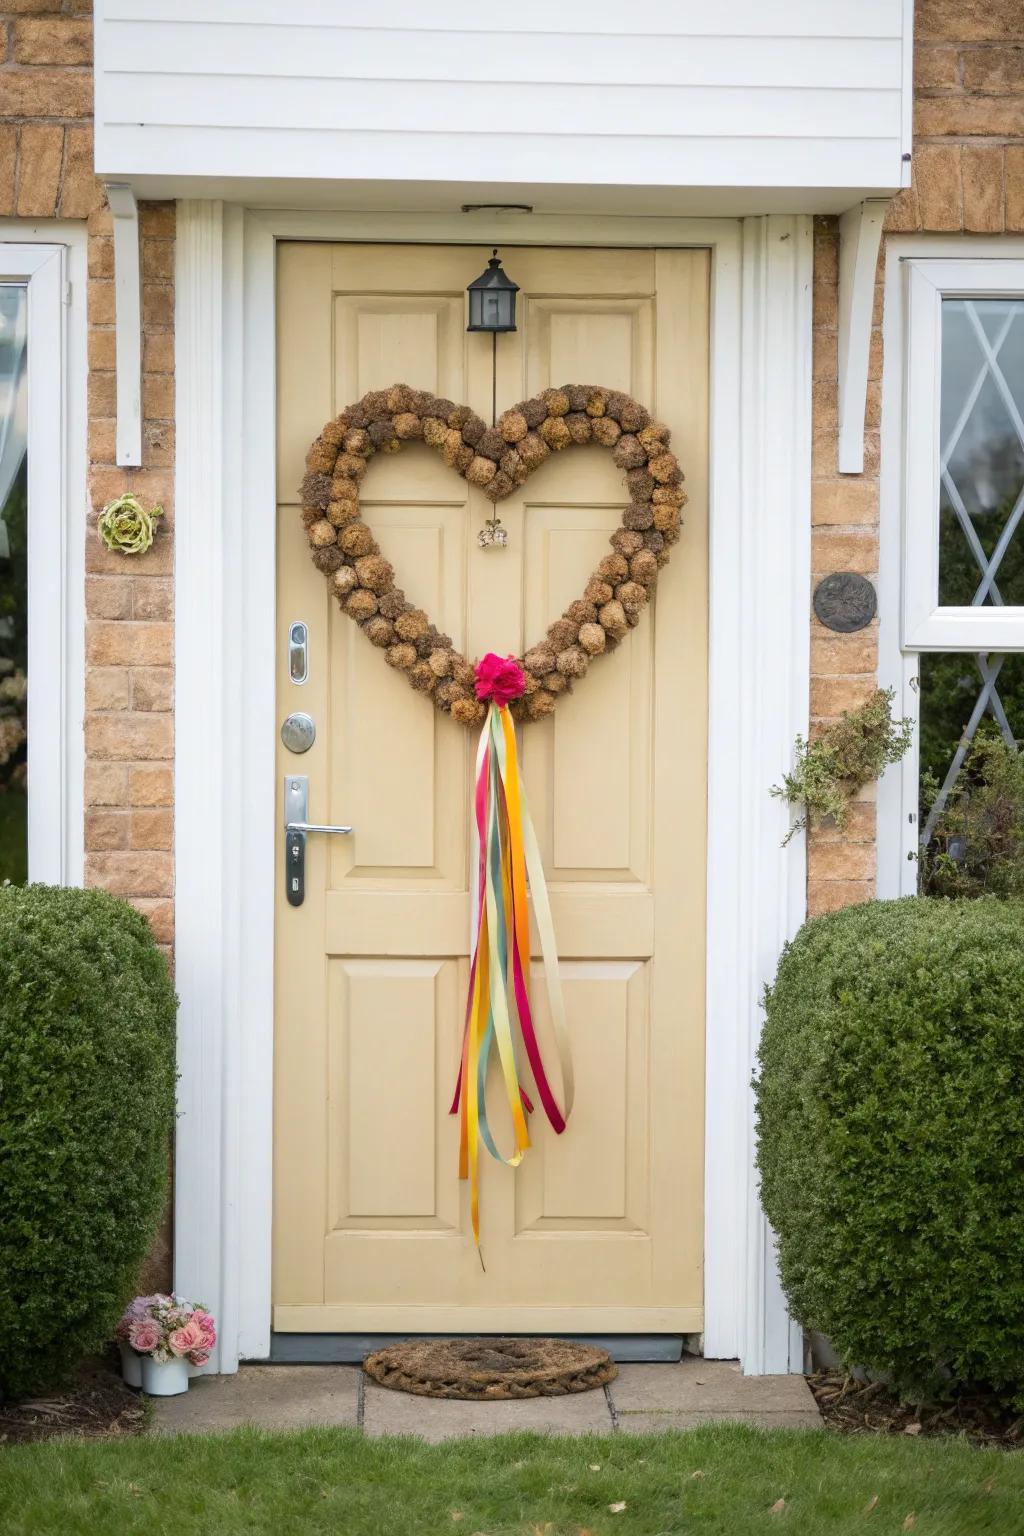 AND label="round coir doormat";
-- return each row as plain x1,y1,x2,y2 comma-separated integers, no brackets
362,1337,617,1400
